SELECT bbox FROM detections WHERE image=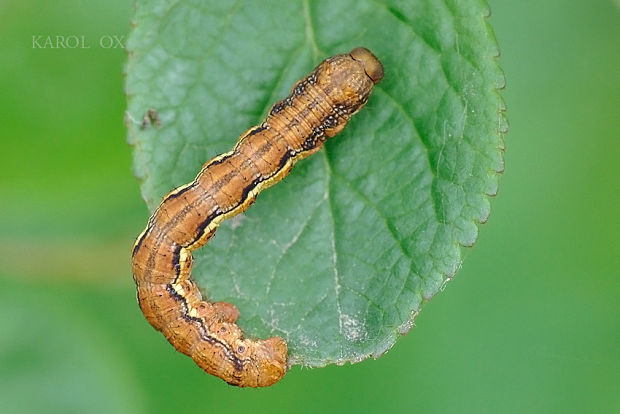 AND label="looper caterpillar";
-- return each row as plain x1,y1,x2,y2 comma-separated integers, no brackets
131,47,383,387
